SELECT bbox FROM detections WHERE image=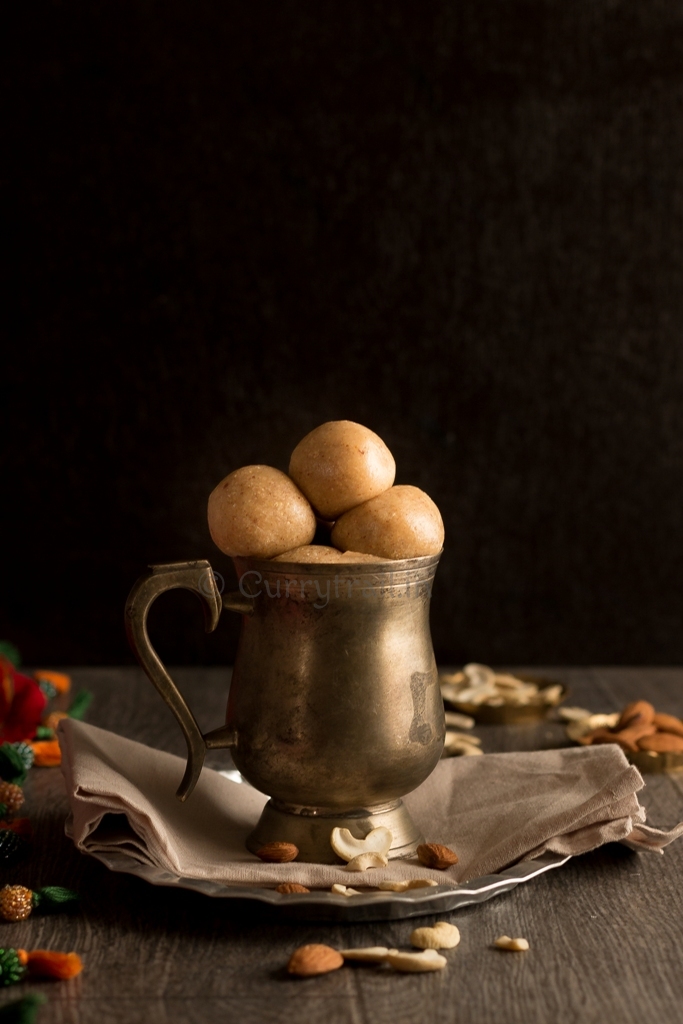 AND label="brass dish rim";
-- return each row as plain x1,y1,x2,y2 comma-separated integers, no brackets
625,749,683,774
